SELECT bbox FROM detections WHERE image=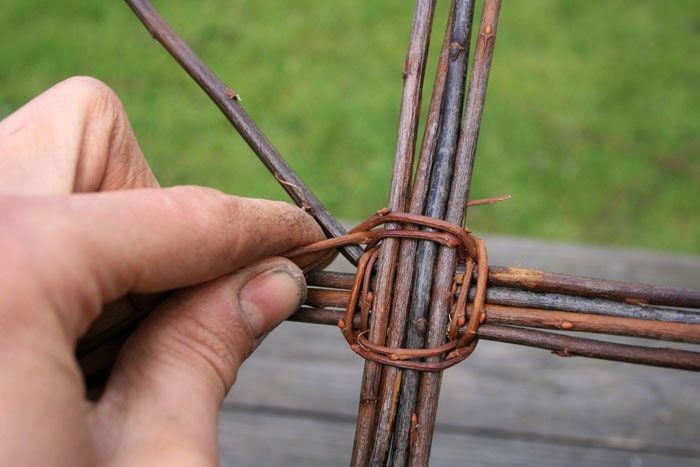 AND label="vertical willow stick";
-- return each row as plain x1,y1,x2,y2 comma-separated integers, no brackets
410,1,502,465
123,0,362,264
368,5,454,464
389,1,475,465
350,1,437,464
